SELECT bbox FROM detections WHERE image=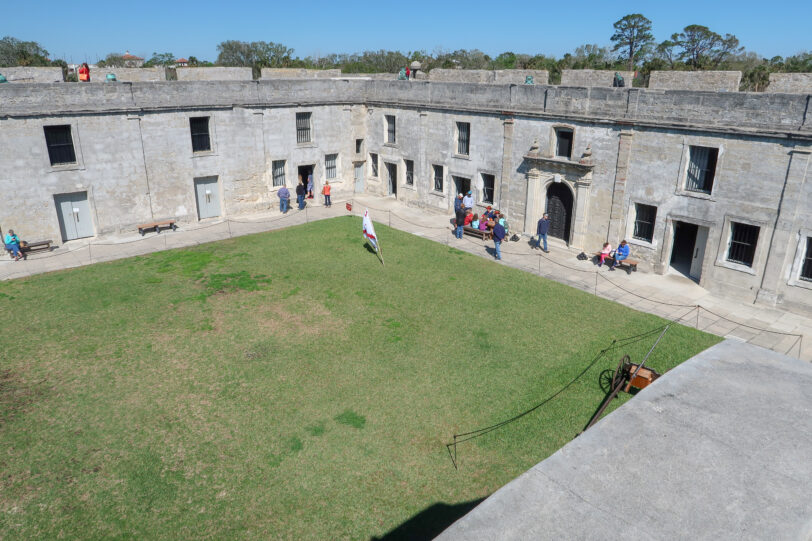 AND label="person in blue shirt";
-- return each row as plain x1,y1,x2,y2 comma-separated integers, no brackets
492,221,506,260
536,213,550,252
277,185,291,213
454,193,463,212
4,229,23,261
611,240,630,270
